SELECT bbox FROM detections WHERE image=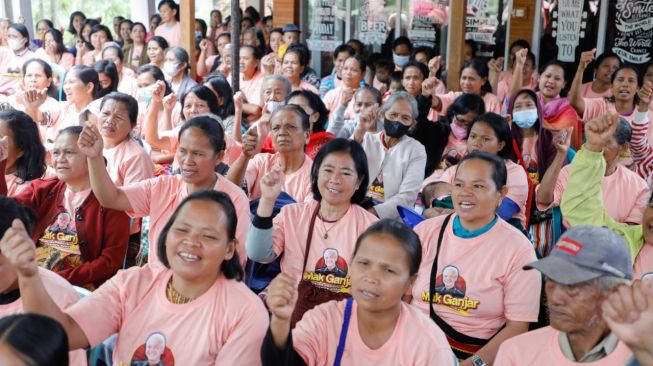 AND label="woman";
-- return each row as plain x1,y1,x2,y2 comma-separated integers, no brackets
0,110,47,197
536,115,649,226
147,14,161,41
123,22,150,71
134,64,170,137
490,39,538,98
2,126,129,288
22,65,99,145
155,0,181,47
78,24,112,67
93,59,120,98
495,51,537,102
66,11,86,53
328,86,383,139
323,55,366,120
9,59,59,112
434,113,530,229
247,138,378,325
560,114,653,281
146,35,168,70
35,28,75,71
580,50,620,98
428,60,501,119
284,90,333,158
269,28,284,56
263,219,457,365
242,27,267,56
0,23,36,95
203,74,236,138
79,115,250,265
282,45,319,94
228,105,313,202
0,190,269,365
412,151,541,363
163,47,197,98
0,314,70,366
353,92,426,220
